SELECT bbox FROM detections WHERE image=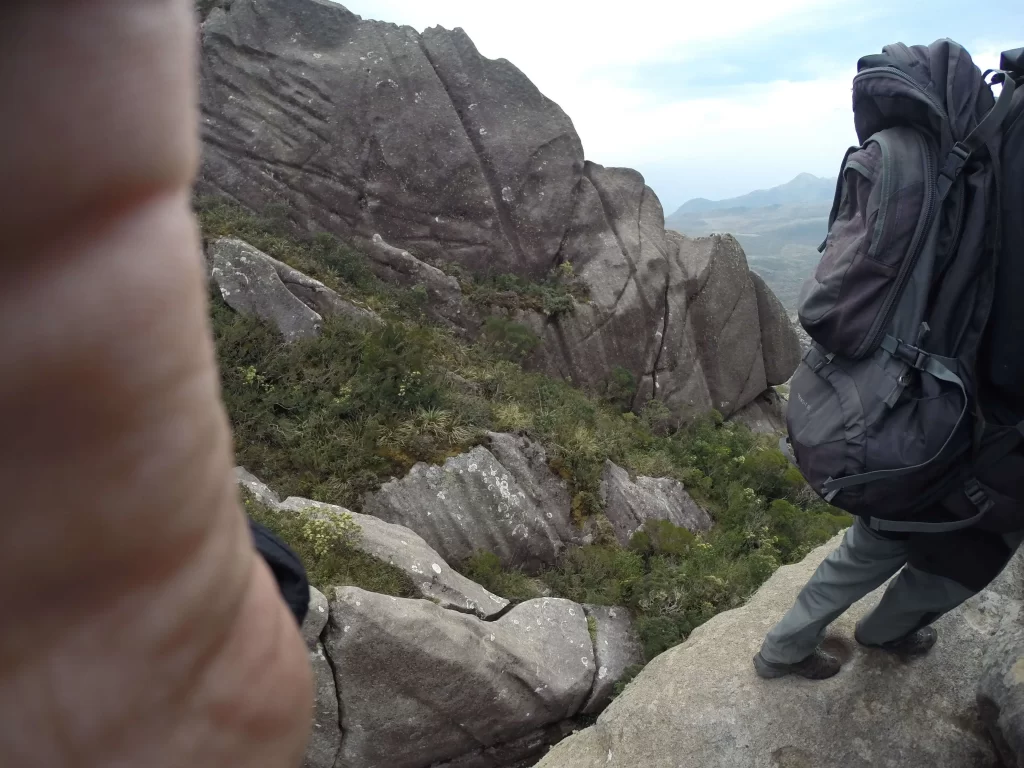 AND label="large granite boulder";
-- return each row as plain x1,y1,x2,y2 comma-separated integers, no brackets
681,234,767,415
199,0,581,278
237,469,509,618
208,237,379,339
599,461,712,546
538,534,1024,768
325,589,595,768
197,0,798,421
209,237,324,340
362,436,581,572
523,166,711,423
750,271,802,386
